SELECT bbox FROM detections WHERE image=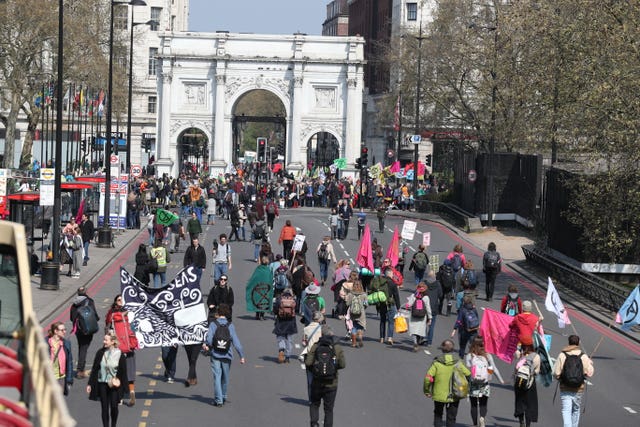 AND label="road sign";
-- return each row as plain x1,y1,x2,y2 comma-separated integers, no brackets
110,154,119,165
387,149,394,158
40,168,55,181
130,164,143,178
468,169,477,183
411,135,422,144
